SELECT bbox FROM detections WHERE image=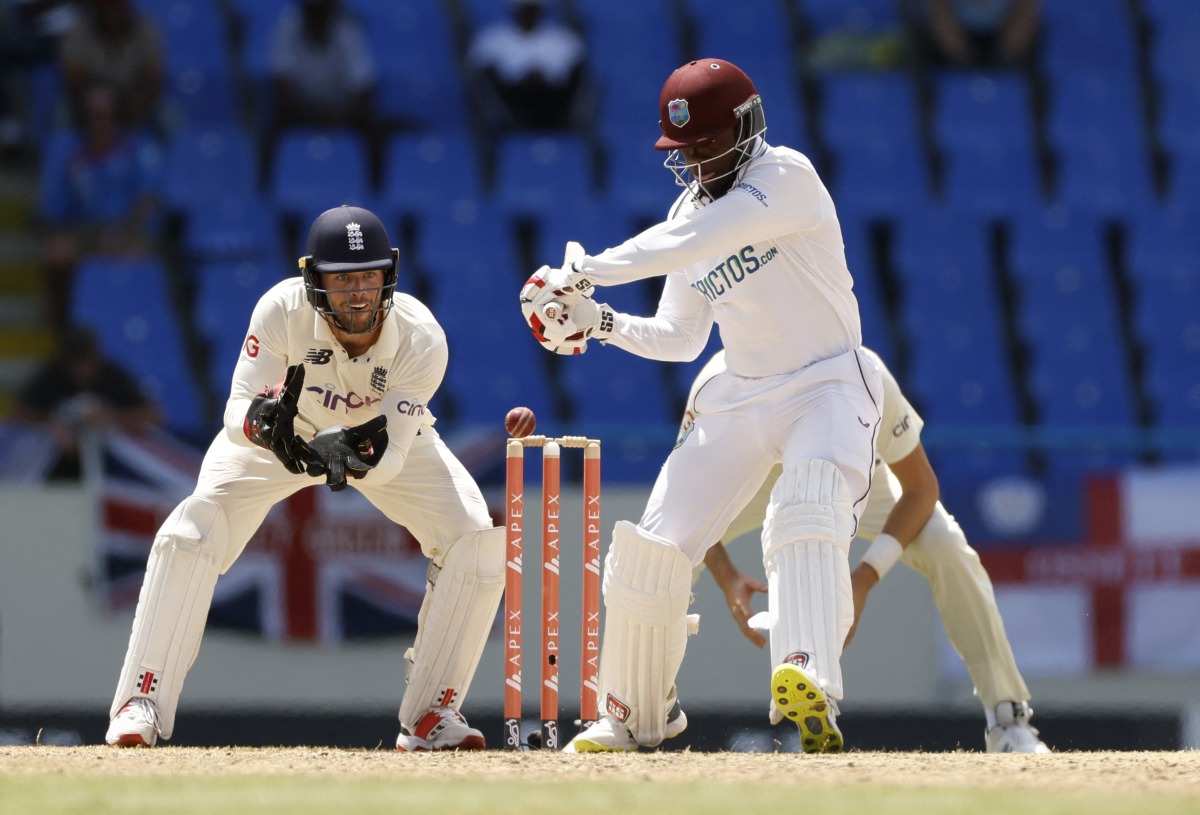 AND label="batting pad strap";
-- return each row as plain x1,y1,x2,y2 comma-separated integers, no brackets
399,527,505,728
599,521,693,746
110,496,228,740
860,533,904,580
